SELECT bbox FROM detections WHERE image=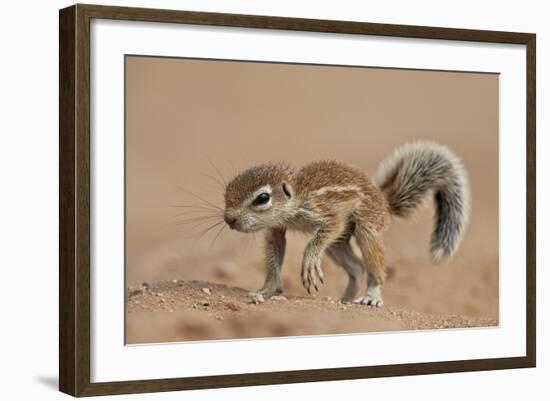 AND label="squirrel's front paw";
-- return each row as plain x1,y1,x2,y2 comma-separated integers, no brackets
301,258,324,294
